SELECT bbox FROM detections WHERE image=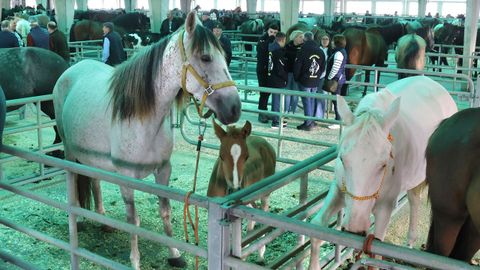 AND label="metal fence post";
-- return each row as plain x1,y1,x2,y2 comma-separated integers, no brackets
208,200,231,270
66,171,80,270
